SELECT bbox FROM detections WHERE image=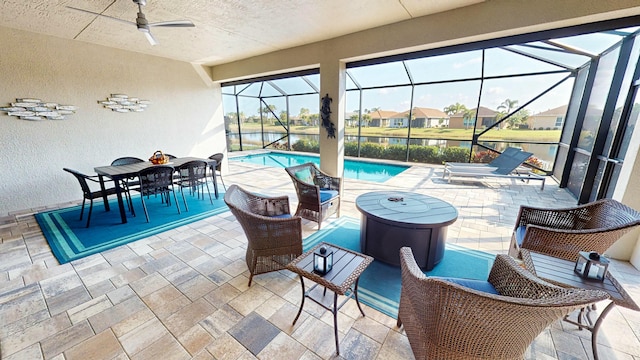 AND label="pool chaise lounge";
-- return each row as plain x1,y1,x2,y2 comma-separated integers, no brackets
443,148,546,190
